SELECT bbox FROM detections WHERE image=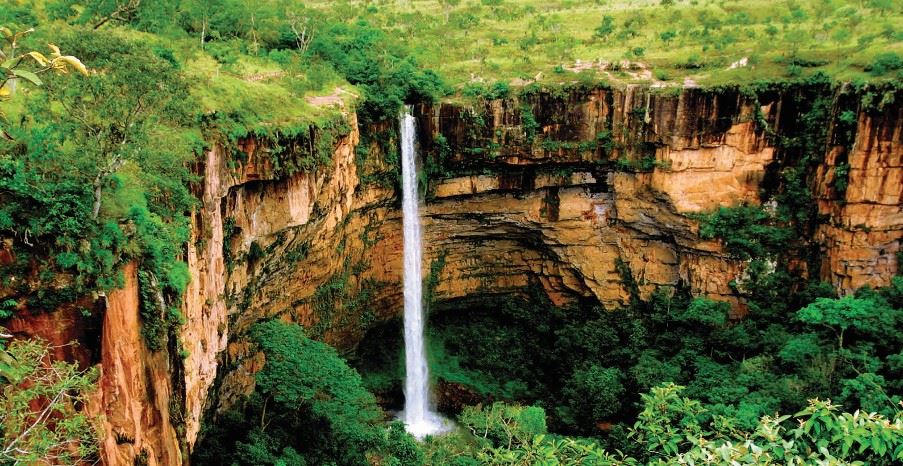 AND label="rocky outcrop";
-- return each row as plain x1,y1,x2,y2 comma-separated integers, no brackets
178,113,392,450
407,87,777,309
3,266,181,466
815,101,902,291
85,262,182,466
408,86,901,309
